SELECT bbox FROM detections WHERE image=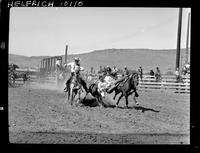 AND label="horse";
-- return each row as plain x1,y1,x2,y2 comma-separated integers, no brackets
67,73,84,107
11,71,29,84
9,64,19,71
66,66,89,107
107,71,139,108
